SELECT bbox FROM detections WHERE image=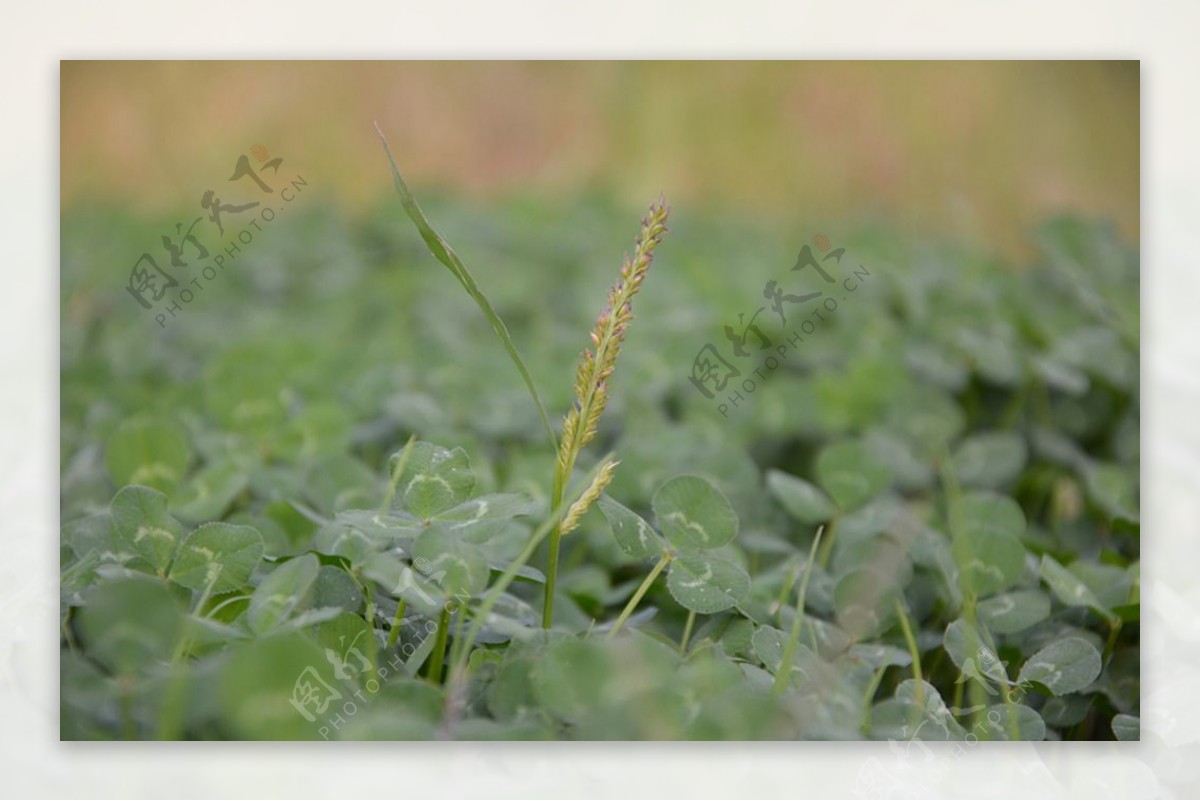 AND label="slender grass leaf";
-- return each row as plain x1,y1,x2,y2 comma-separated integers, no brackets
375,124,557,454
